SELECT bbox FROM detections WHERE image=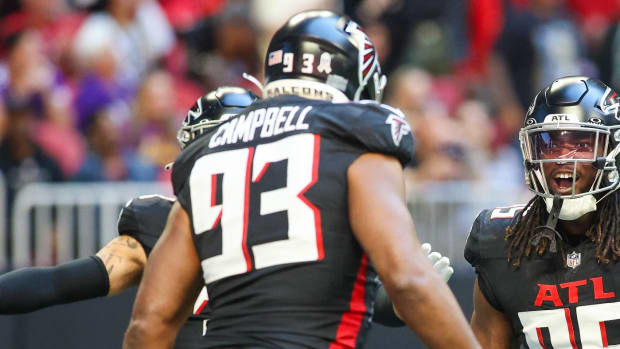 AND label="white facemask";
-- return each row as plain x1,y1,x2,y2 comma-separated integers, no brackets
545,195,597,221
